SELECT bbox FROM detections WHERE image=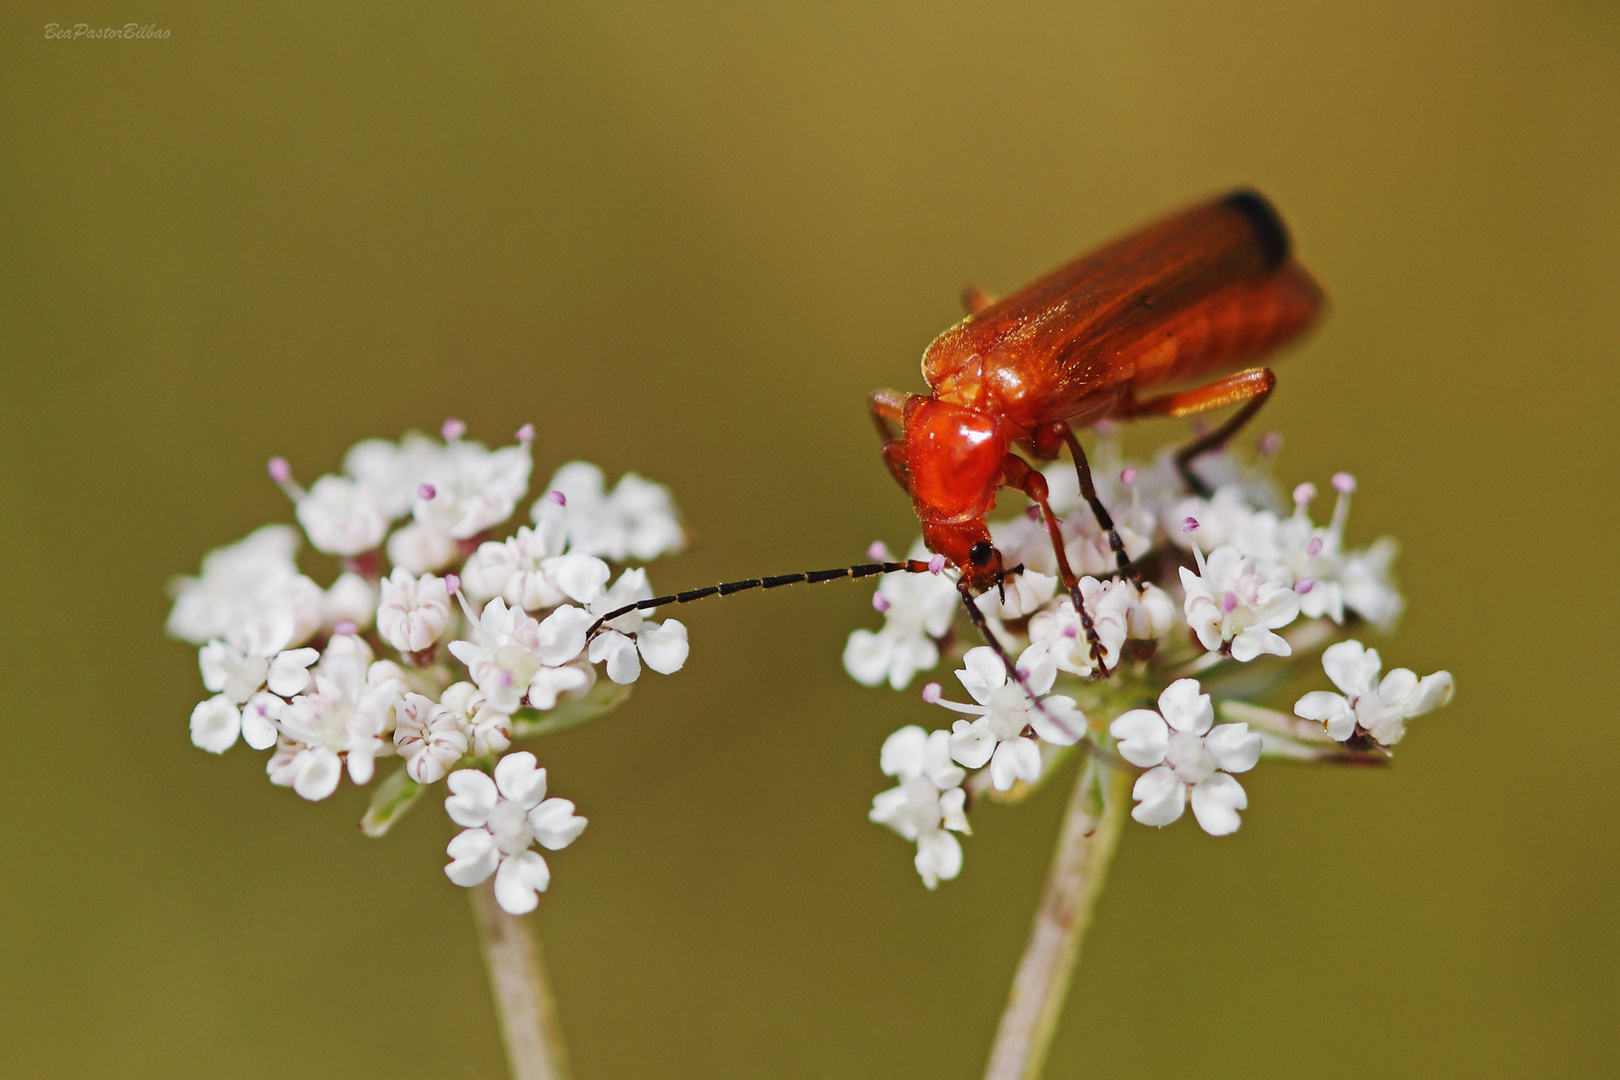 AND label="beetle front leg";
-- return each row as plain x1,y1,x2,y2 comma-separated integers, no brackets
1001,454,1113,674
1029,423,1144,591
1123,367,1275,496
868,389,908,442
